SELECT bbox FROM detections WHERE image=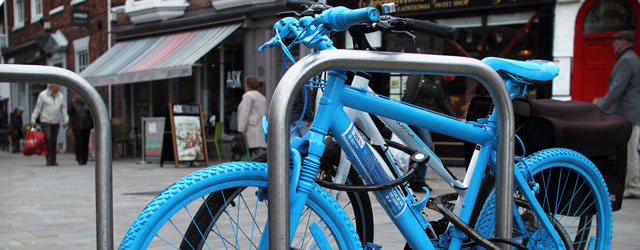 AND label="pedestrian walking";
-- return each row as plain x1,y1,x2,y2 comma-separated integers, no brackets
31,84,68,166
9,107,24,153
237,76,267,158
68,96,93,165
597,30,640,199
